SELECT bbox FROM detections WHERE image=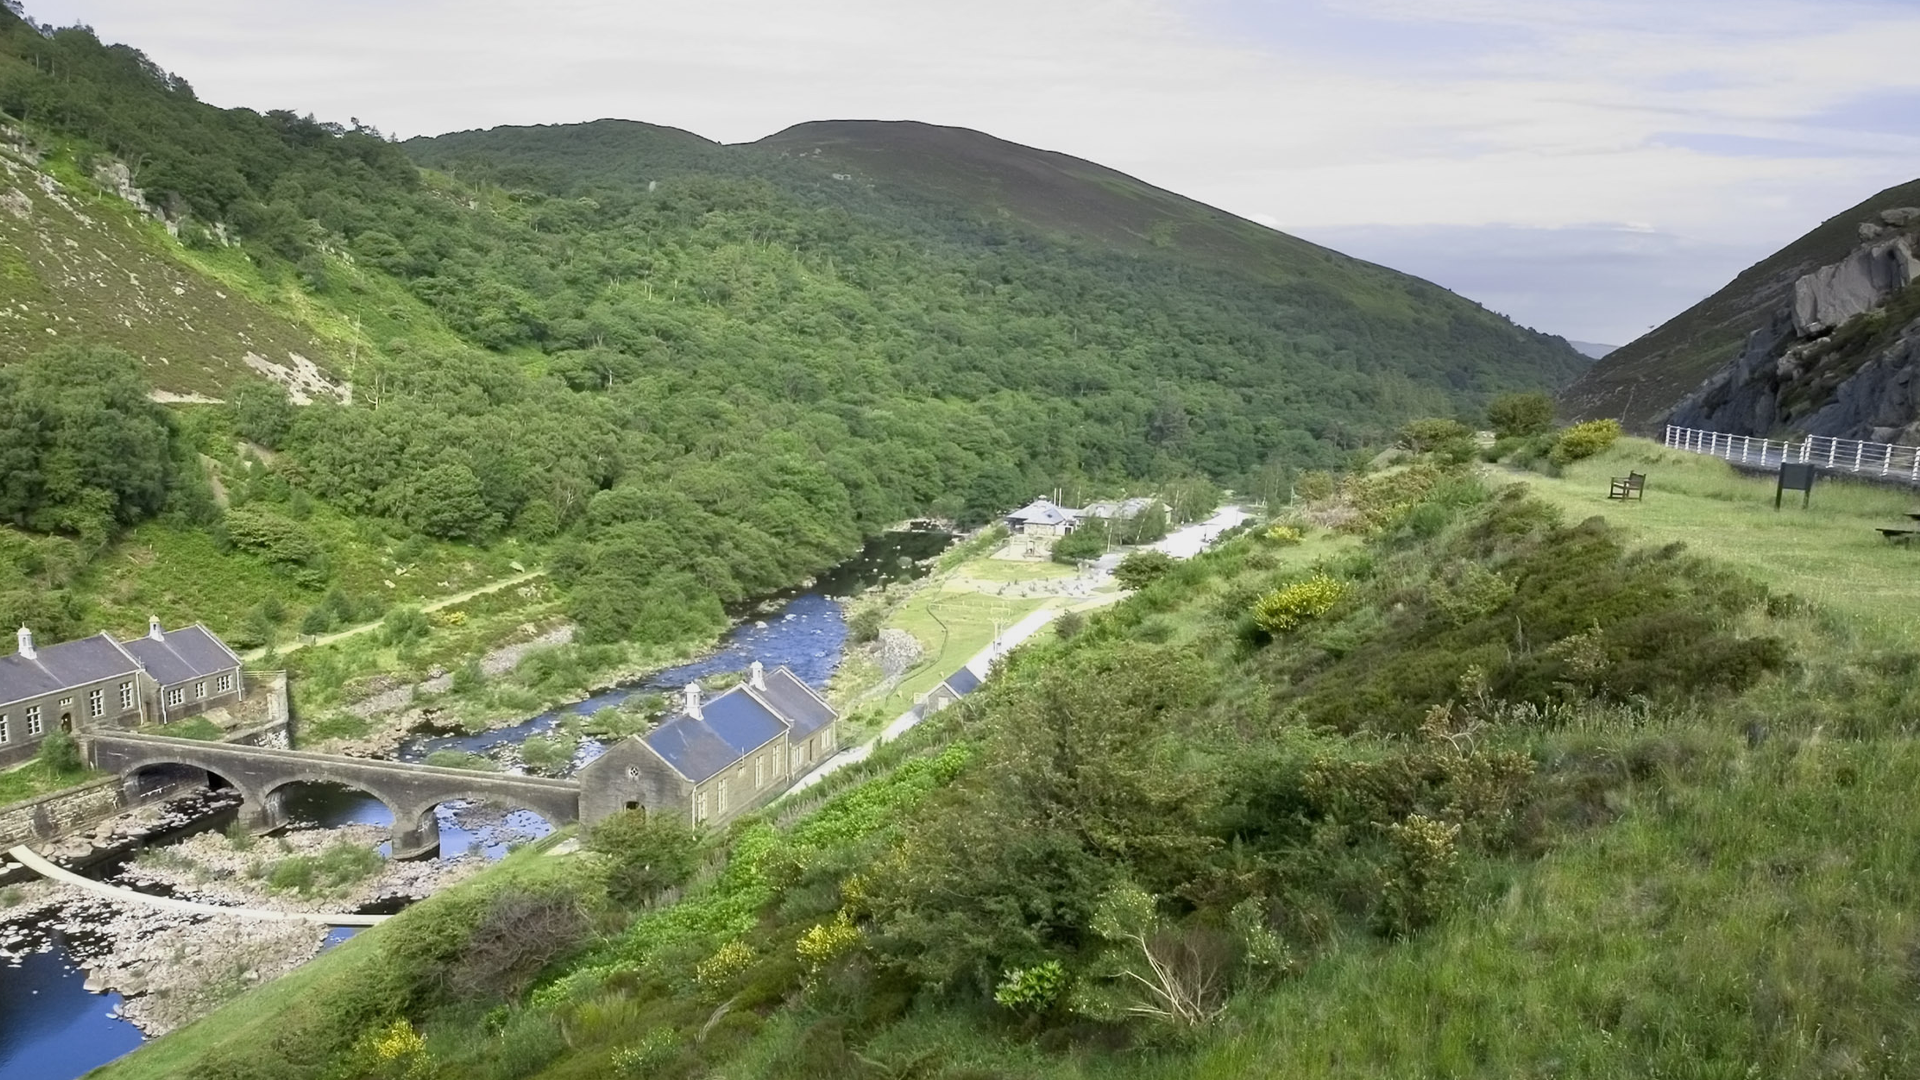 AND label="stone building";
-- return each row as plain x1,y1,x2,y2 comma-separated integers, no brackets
0,619,245,770
578,661,838,827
